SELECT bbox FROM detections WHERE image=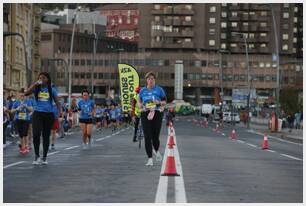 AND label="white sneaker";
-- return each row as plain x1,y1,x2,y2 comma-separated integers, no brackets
41,158,48,165
145,158,153,166
82,143,87,150
156,151,162,162
32,157,41,165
